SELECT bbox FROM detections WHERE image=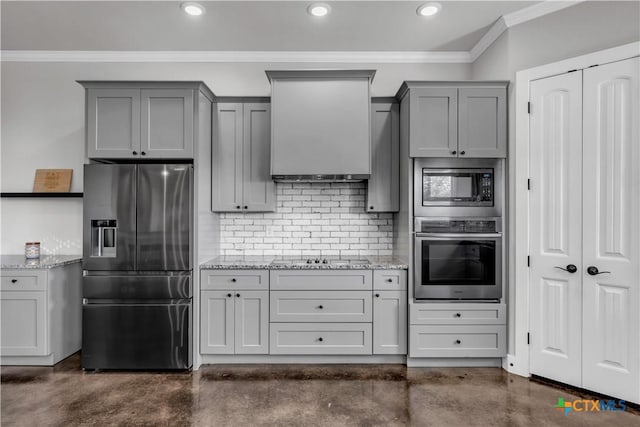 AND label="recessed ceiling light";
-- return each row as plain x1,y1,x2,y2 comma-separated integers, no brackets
181,2,206,16
417,2,441,17
308,3,331,17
